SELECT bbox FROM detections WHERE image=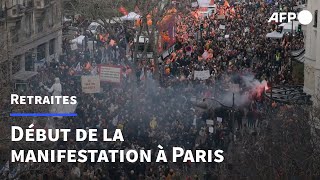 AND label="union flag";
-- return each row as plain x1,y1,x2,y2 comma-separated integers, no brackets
118,6,128,15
